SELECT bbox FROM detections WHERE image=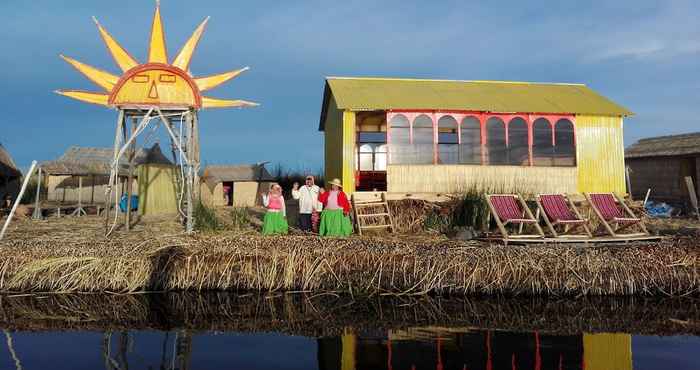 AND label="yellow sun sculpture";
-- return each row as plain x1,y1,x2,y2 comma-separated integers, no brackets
56,3,257,110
